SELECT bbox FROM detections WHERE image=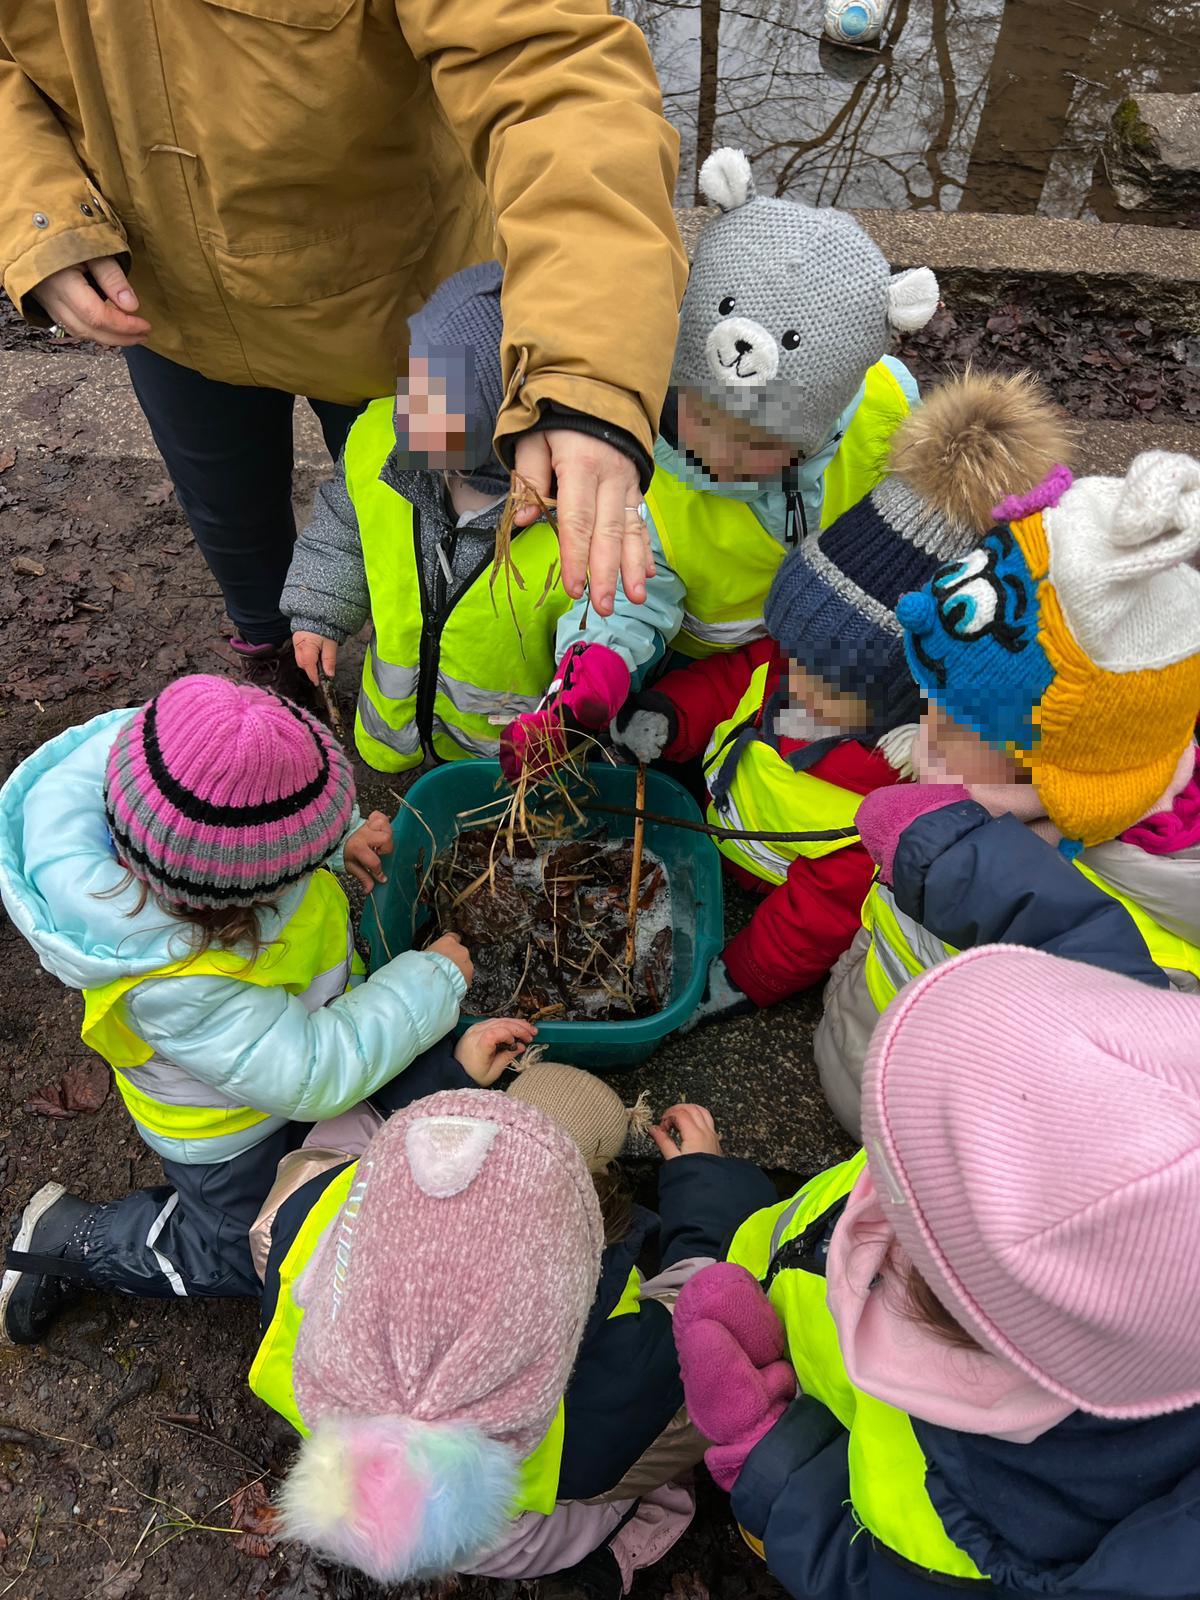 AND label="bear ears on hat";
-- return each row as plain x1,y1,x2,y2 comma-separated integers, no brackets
698,147,939,335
